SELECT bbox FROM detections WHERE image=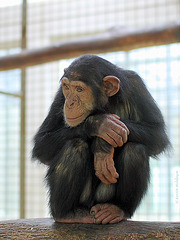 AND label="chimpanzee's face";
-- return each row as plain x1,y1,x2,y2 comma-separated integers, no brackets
62,77,94,127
